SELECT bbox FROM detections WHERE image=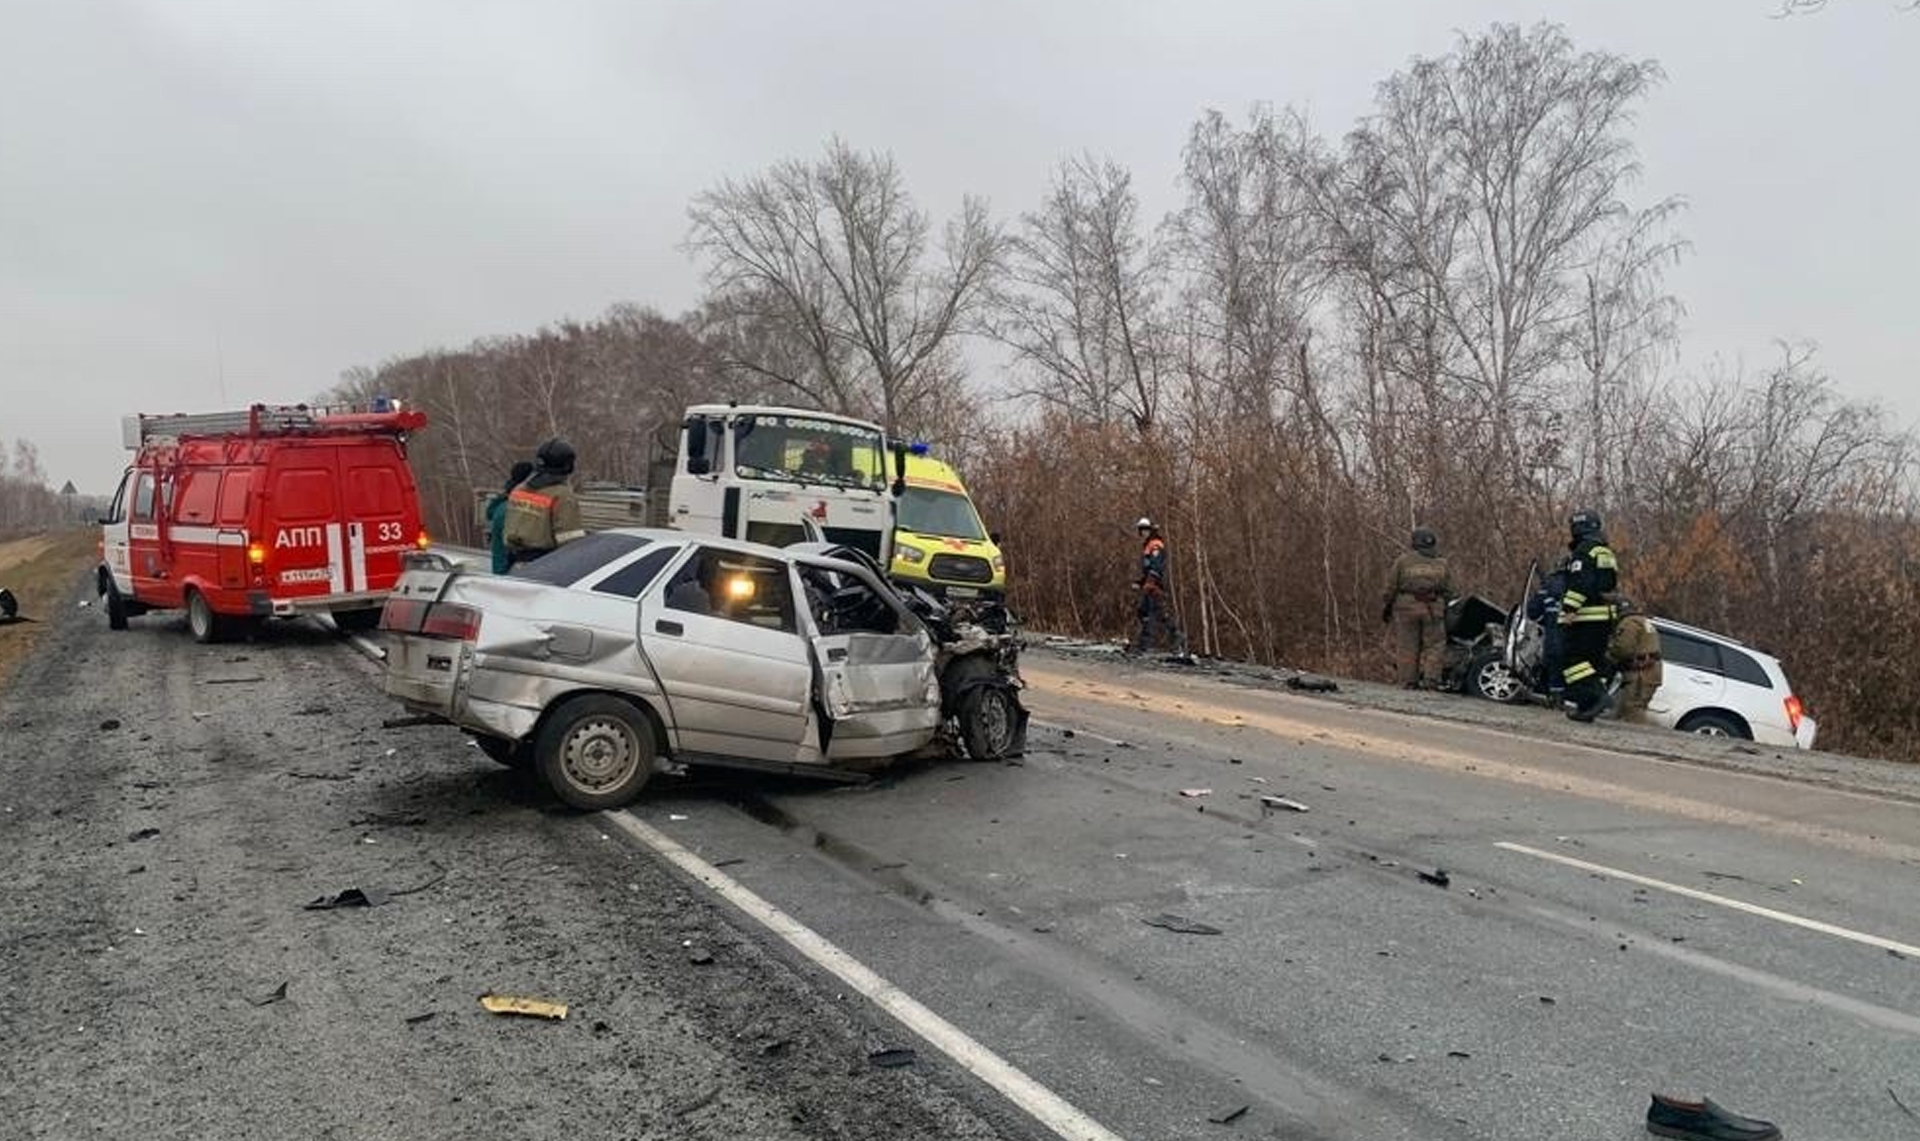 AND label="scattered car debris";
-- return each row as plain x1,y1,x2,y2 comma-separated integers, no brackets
126,865,145,875
1538,996,1557,1006
1259,794,1310,814
479,993,568,1020
710,858,745,869
868,1048,918,1069
245,981,289,1007
1286,675,1339,693
99,719,122,732
1179,788,1213,798
286,770,353,782
404,1011,437,1025
1207,1104,1249,1125
1645,1093,1780,1141
1143,913,1224,936
1418,868,1452,889
204,675,265,686
672,1086,721,1117
687,947,715,965
379,714,439,729
1447,1050,1471,1060
127,827,160,843
303,886,391,910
